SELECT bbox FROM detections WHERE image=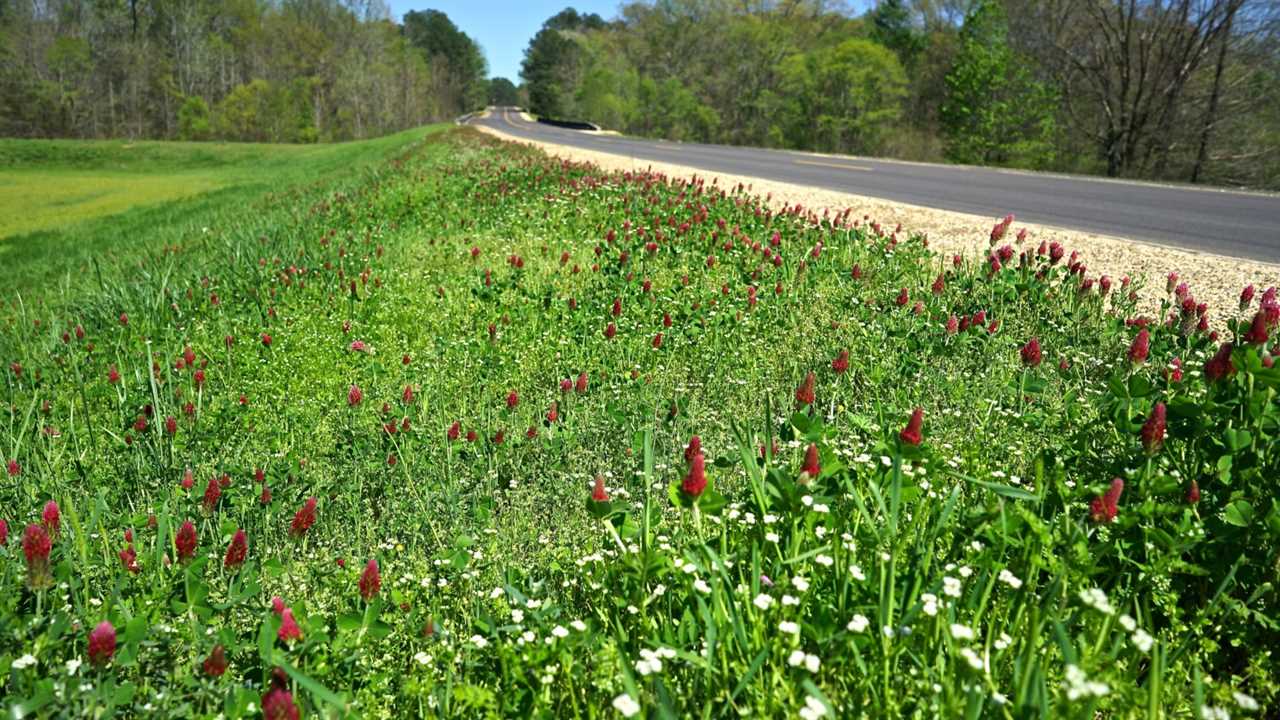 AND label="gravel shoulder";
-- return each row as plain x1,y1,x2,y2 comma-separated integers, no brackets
474,124,1279,322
